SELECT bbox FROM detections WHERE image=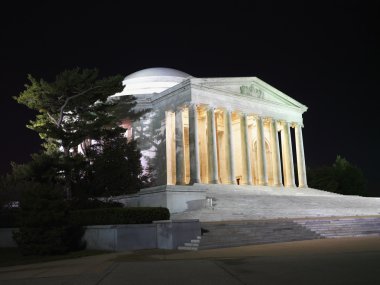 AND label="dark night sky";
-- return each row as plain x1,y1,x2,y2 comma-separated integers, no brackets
0,2,379,192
